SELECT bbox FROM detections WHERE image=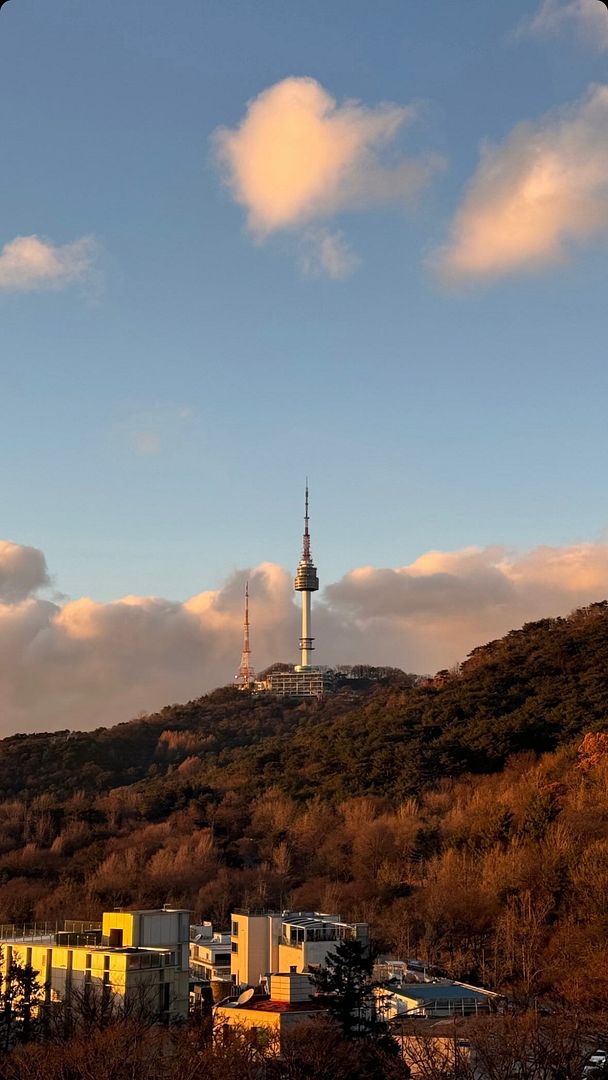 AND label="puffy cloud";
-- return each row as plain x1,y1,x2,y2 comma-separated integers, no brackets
325,542,608,672
297,226,360,280
0,560,300,735
433,85,608,280
2,539,608,735
526,0,608,48
213,77,440,275
0,541,50,603
0,235,95,292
